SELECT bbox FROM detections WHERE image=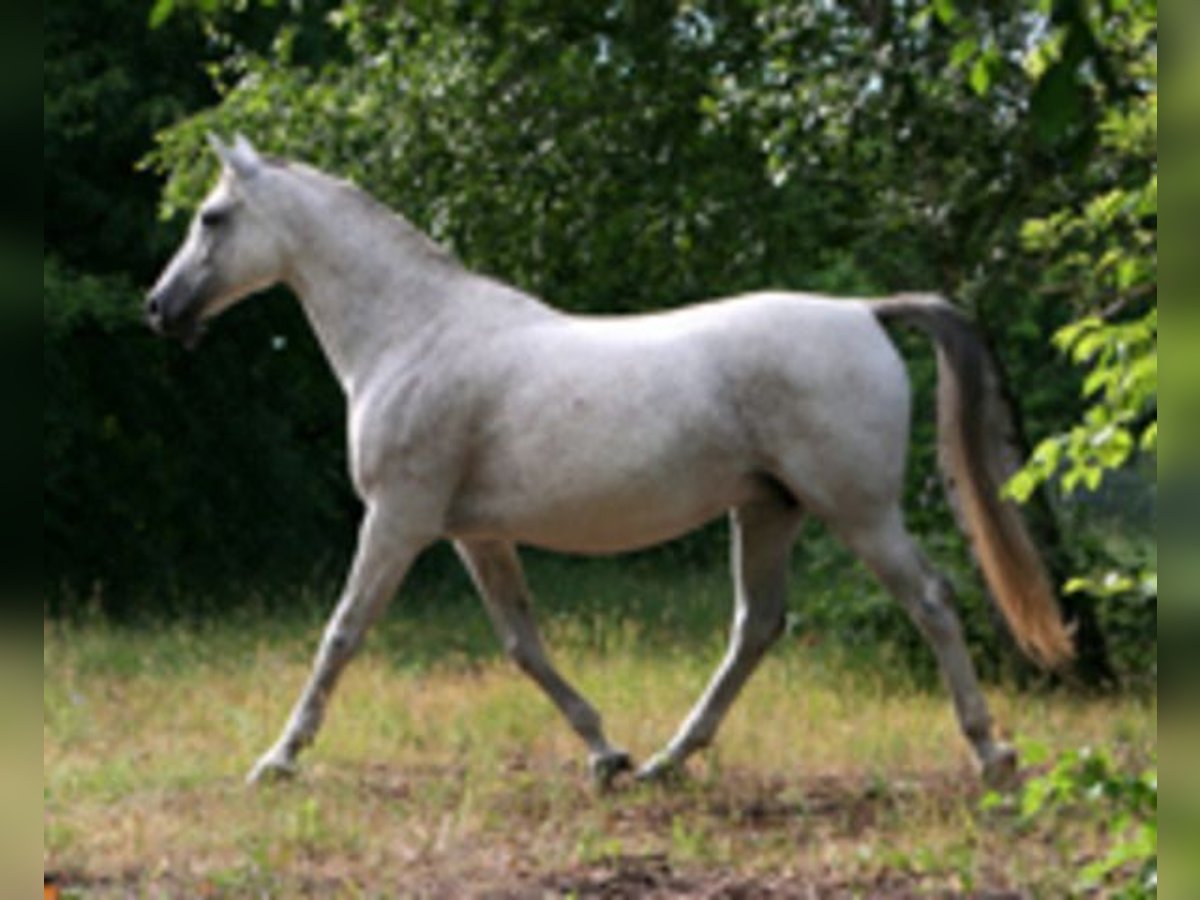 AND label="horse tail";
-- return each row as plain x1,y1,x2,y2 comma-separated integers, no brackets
871,293,1074,668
